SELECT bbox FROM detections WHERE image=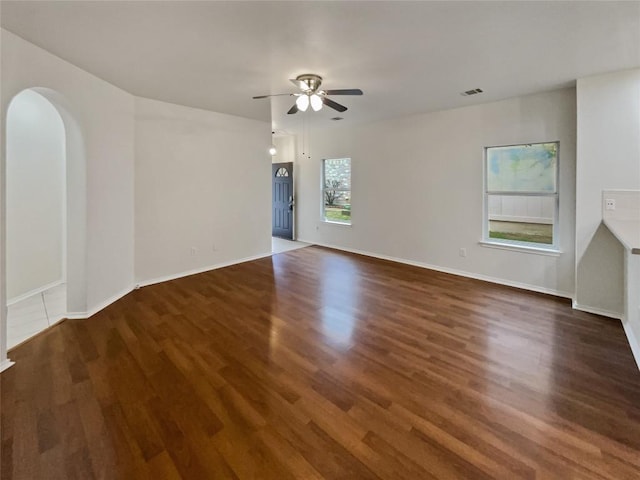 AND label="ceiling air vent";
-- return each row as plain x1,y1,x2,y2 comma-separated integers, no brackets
460,88,484,96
